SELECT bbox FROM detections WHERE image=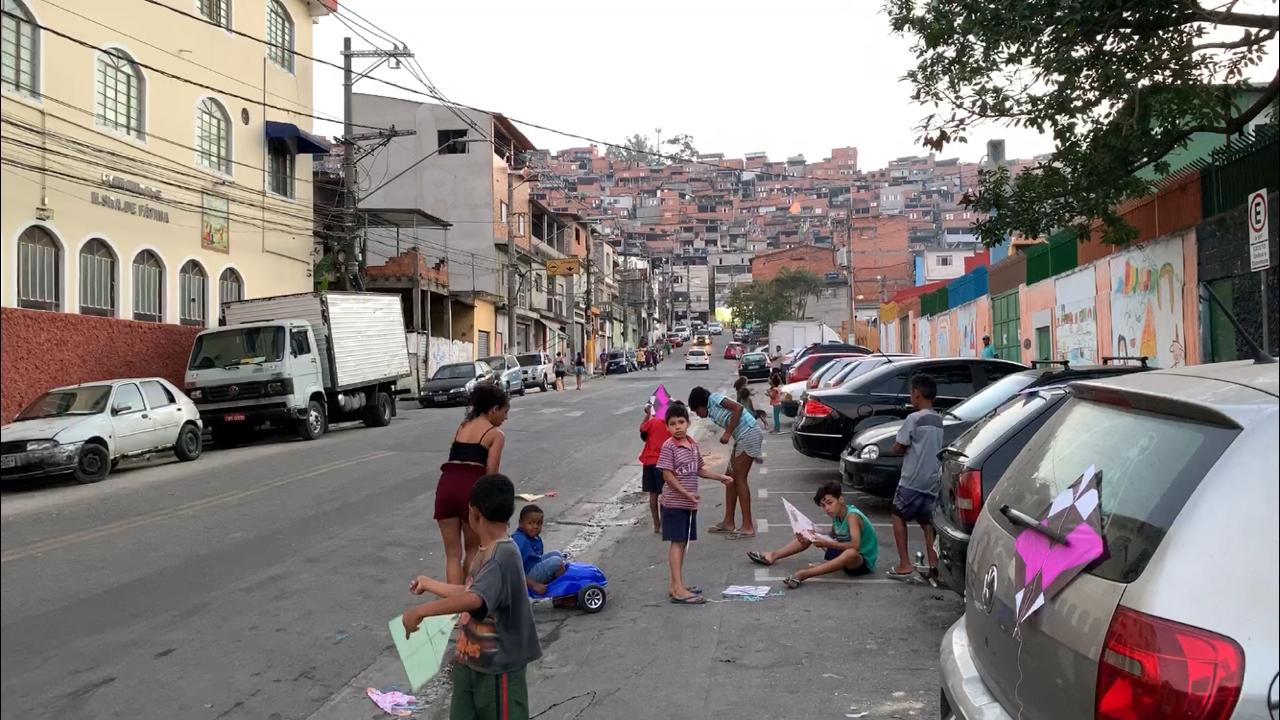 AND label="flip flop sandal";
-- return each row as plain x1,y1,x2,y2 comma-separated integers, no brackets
782,576,803,589
707,525,734,534
885,569,915,581
729,531,757,540
746,551,773,567
669,594,706,605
